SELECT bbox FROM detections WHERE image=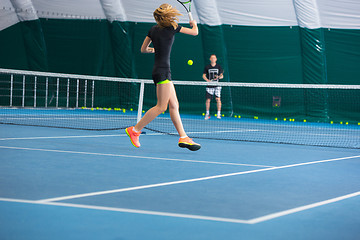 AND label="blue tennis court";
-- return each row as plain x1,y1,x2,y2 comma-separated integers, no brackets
1,123,359,240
